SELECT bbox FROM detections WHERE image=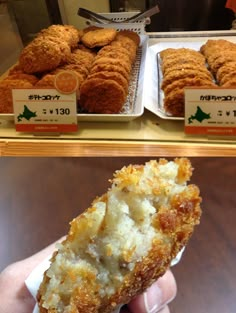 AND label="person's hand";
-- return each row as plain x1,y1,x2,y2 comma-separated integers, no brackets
0,239,177,313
